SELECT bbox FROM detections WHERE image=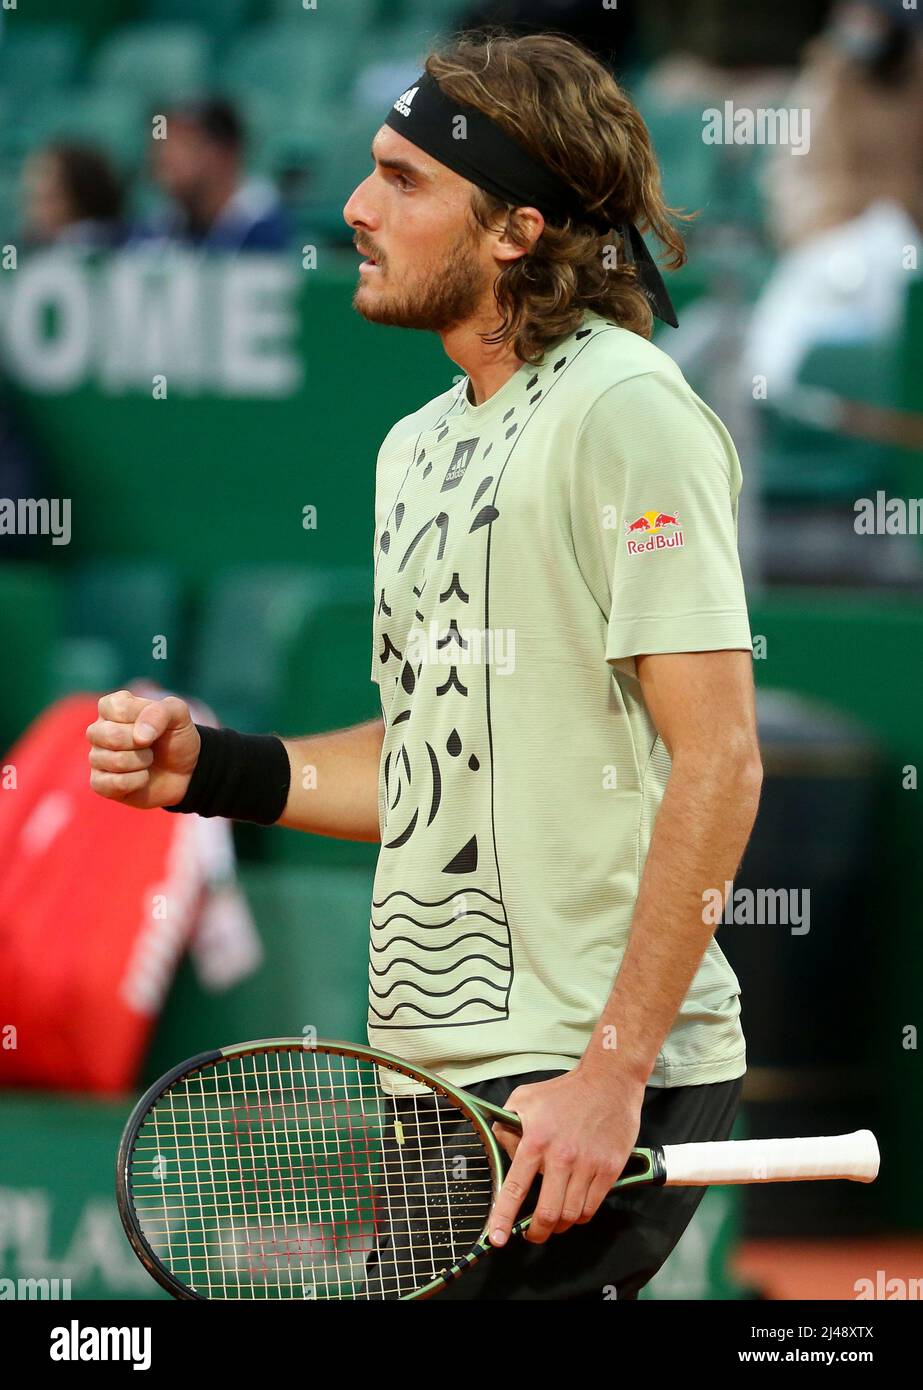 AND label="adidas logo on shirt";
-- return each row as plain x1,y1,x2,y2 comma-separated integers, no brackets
441,439,478,491
393,87,419,118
